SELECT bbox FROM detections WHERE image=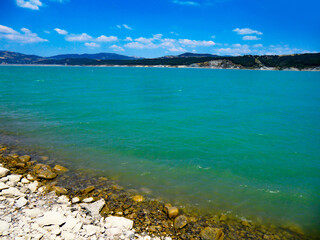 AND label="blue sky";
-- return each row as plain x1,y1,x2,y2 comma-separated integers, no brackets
0,0,319,57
